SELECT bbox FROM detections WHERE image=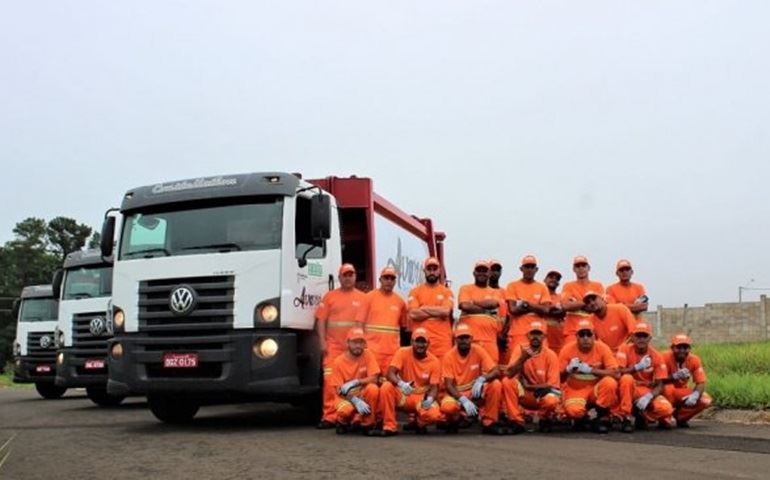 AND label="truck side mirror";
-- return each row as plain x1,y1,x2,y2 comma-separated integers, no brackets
52,269,64,300
101,216,116,258
310,194,331,241
11,299,20,319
